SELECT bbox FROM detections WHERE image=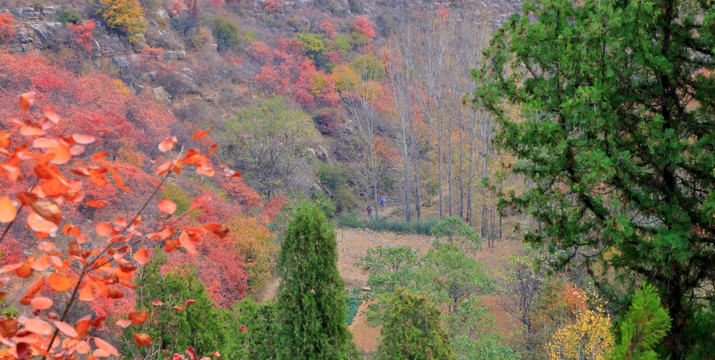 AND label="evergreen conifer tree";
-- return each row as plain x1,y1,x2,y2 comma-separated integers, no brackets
275,202,352,359
376,289,453,360
474,0,714,356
